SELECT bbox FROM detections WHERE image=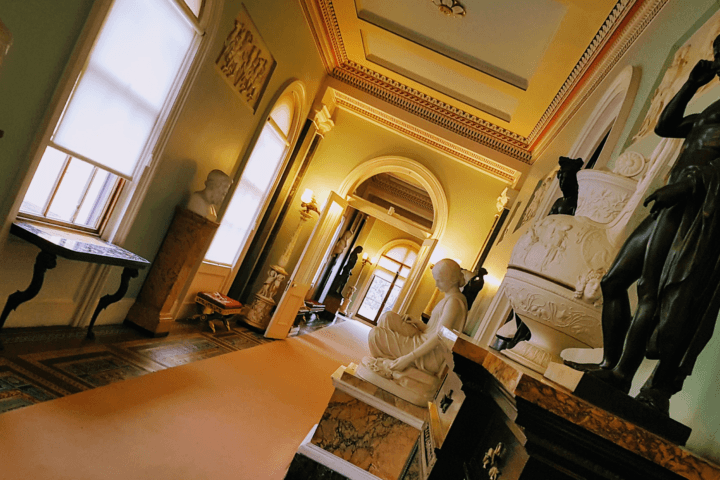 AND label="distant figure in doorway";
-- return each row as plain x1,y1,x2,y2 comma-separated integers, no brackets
335,246,363,296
